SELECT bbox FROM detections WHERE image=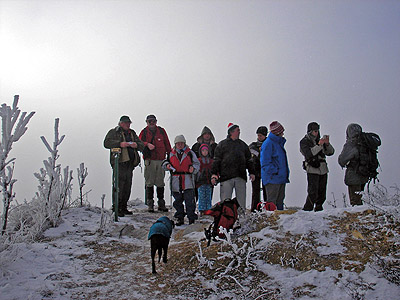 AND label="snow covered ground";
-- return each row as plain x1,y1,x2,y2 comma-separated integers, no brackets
0,200,399,300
